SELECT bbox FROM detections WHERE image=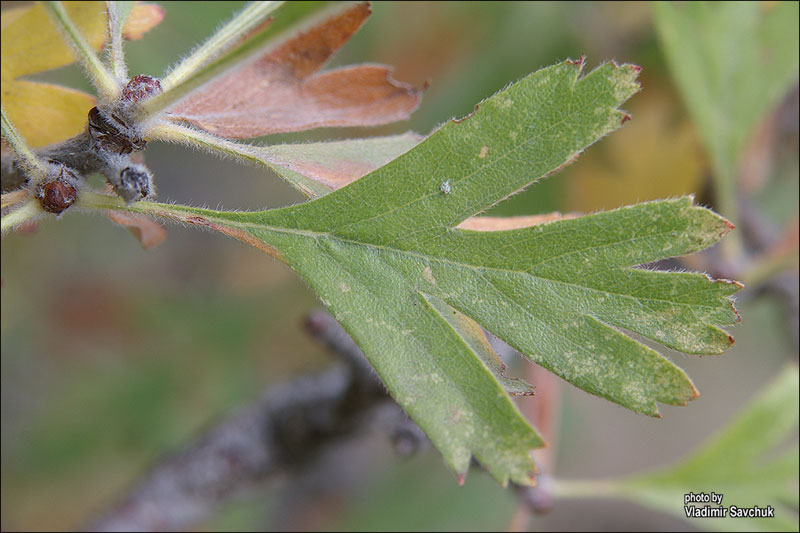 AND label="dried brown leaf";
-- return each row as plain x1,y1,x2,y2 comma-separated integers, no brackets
107,210,167,249
456,212,582,232
122,3,165,40
169,2,422,138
